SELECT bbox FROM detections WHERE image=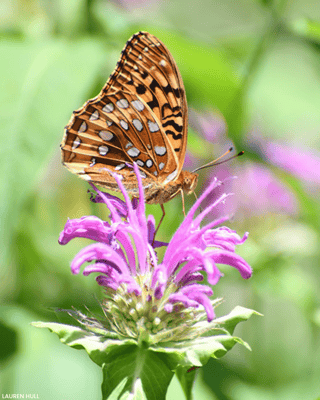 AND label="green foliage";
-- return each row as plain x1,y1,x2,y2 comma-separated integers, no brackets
289,18,320,45
1,0,320,399
33,307,258,399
